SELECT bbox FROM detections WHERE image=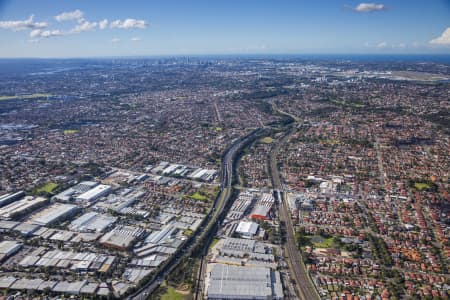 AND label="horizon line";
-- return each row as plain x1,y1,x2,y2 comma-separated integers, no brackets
0,52,450,60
